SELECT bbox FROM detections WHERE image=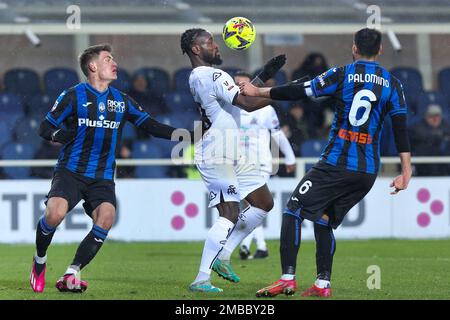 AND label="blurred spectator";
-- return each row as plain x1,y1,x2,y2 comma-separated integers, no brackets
30,140,61,179
129,73,168,139
116,140,135,178
291,52,329,82
409,104,450,176
286,101,311,156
